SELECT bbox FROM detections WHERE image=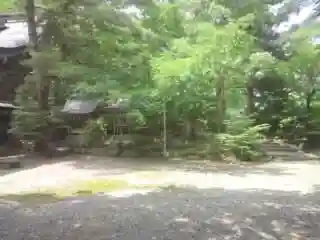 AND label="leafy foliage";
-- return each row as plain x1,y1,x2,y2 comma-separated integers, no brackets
0,0,17,11
215,124,270,161
8,0,320,159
